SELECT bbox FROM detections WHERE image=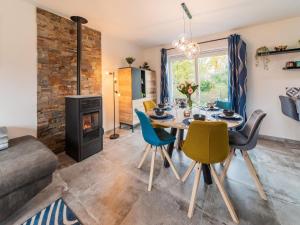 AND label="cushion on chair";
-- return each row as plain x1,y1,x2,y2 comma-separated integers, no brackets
0,136,58,198
228,130,248,147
